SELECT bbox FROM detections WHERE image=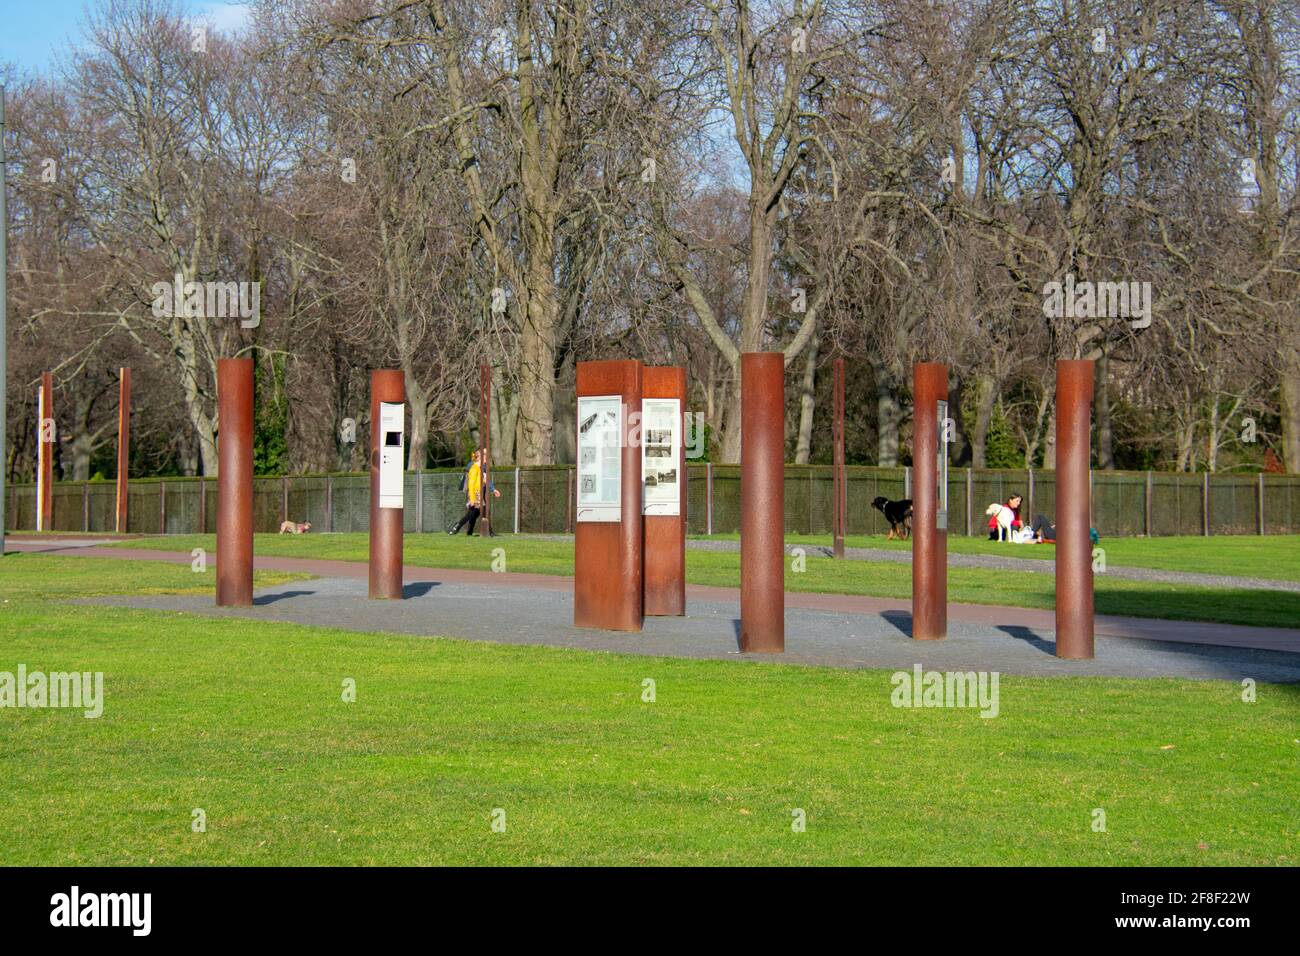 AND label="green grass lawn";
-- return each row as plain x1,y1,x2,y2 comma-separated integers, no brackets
0,553,1296,865
754,532,1300,583
105,532,1300,630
